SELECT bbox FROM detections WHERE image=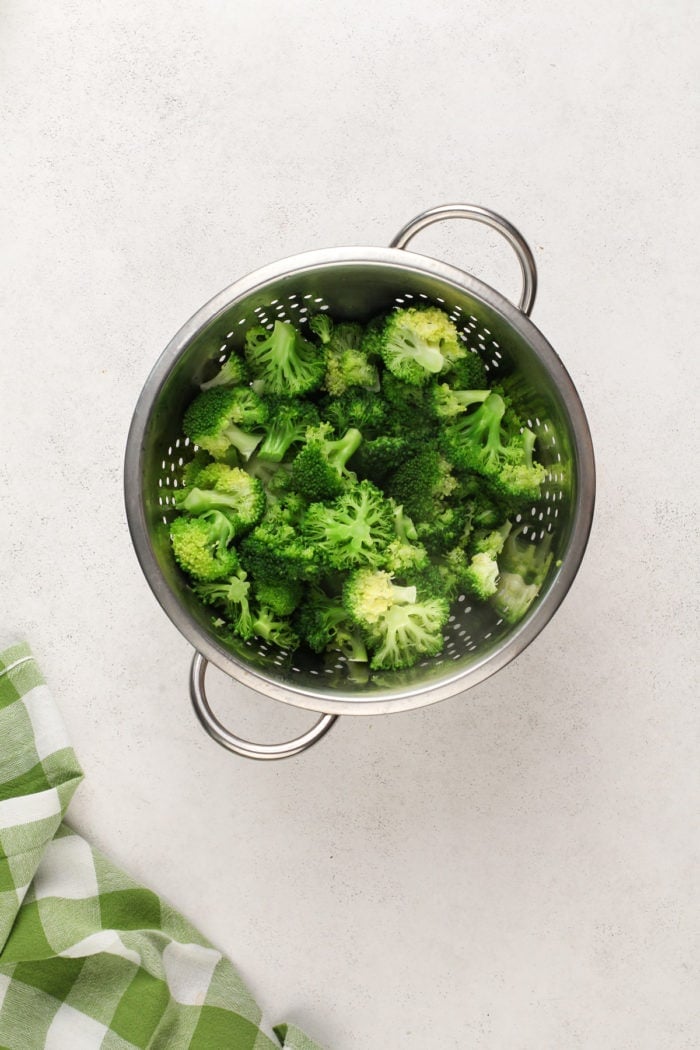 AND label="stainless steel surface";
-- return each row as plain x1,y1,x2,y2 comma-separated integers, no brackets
190,652,338,759
389,203,538,315
124,204,595,731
